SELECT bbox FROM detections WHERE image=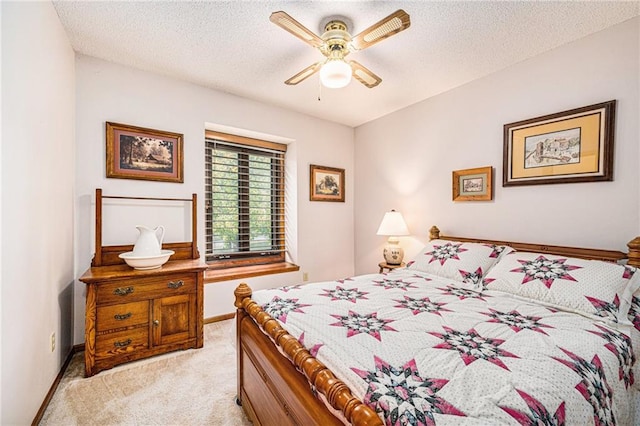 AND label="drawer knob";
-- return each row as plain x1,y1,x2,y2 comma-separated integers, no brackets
113,286,134,296
114,312,132,321
167,280,184,289
114,339,132,348
153,319,160,326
